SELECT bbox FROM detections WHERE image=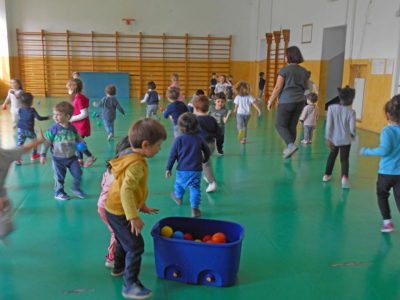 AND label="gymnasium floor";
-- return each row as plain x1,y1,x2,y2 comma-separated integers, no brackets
0,97,399,300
